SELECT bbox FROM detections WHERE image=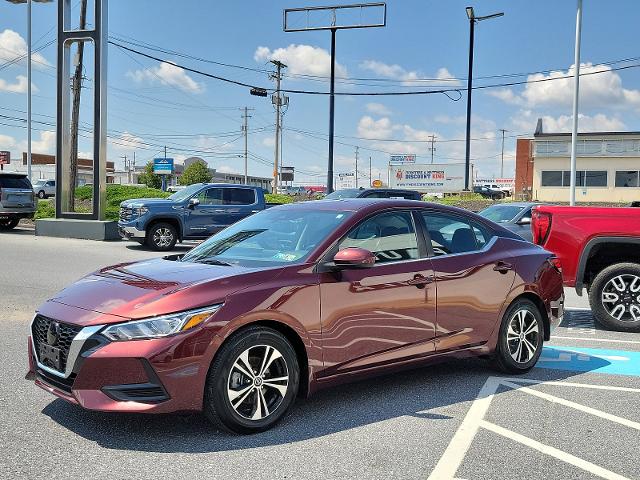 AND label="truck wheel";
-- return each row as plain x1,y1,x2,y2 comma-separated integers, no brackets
37,190,46,199
589,263,640,332
146,222,177,251
0,217,20,230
